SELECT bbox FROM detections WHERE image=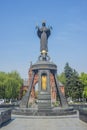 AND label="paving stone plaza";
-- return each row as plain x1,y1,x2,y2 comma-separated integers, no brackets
1,113,87,130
